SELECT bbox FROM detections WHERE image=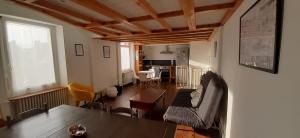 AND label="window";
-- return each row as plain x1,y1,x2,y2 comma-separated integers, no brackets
120,42,131,71
3,20,57,96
